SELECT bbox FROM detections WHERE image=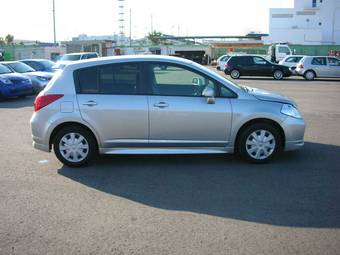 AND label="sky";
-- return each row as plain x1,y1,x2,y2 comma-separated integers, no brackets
0,0,294,42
